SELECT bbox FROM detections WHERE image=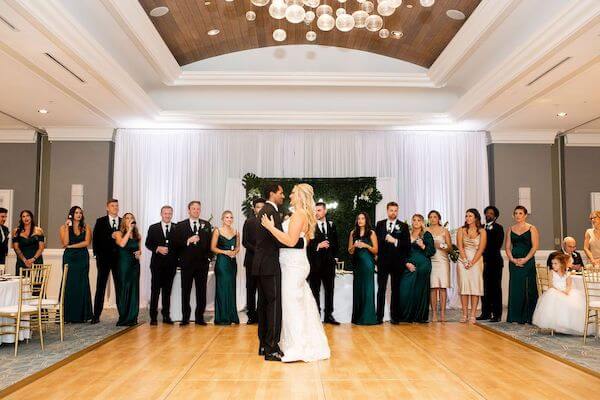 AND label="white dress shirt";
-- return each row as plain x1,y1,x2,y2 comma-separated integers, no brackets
266,201,279,212
386,219,399,246
318,220,327,235
189,219,200,233
109,215,119,230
